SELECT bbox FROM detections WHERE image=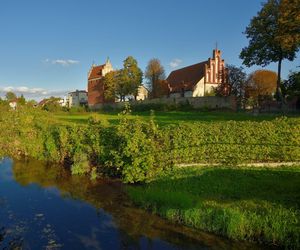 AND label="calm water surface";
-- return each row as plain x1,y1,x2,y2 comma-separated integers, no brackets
0,158,270,250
